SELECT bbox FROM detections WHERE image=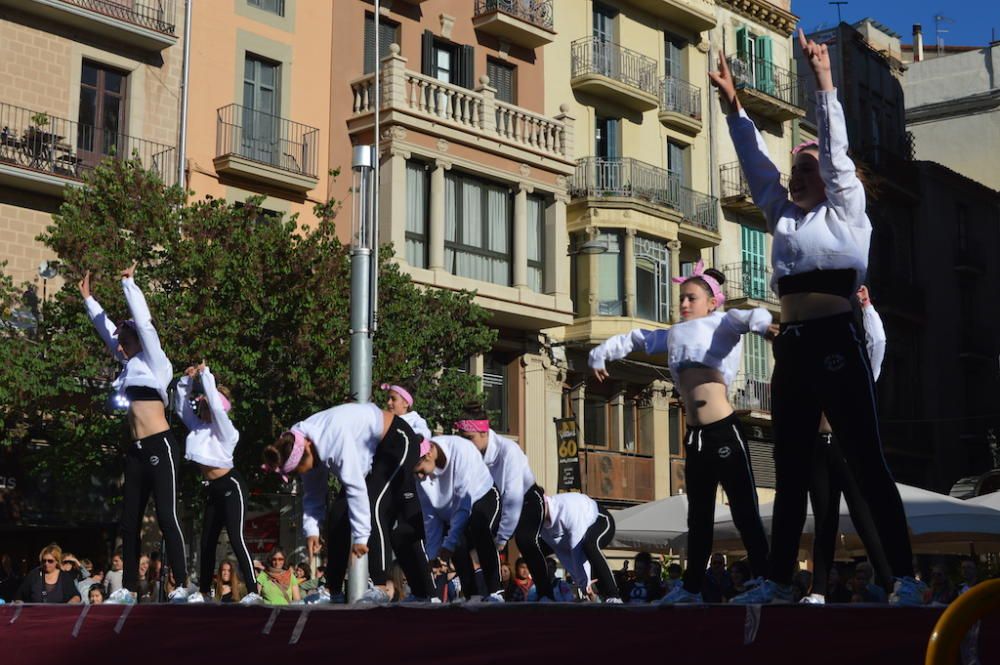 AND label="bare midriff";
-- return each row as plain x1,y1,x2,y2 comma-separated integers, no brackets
677,367,734,427
127,400,171,440
779,292,852,322
198,463,231,481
